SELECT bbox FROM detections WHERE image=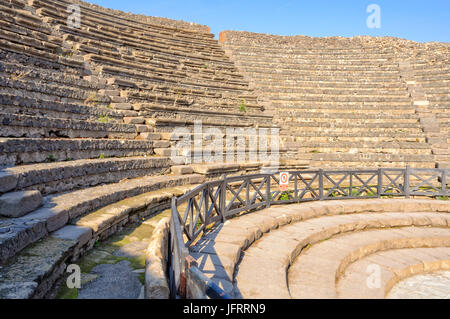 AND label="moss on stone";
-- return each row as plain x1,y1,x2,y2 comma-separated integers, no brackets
138,272,145,285
56,285,78,299
65,214,163,298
